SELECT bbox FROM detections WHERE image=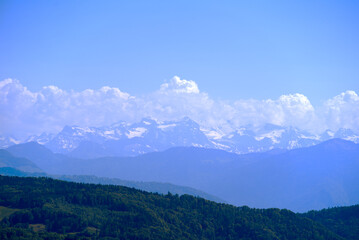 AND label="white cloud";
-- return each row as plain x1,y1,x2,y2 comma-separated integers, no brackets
159,76,200,94
0,79,38,138
0,77,358,139
231,93,316,130
276,93,317,129
323,91,359,131
0,79,137,139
